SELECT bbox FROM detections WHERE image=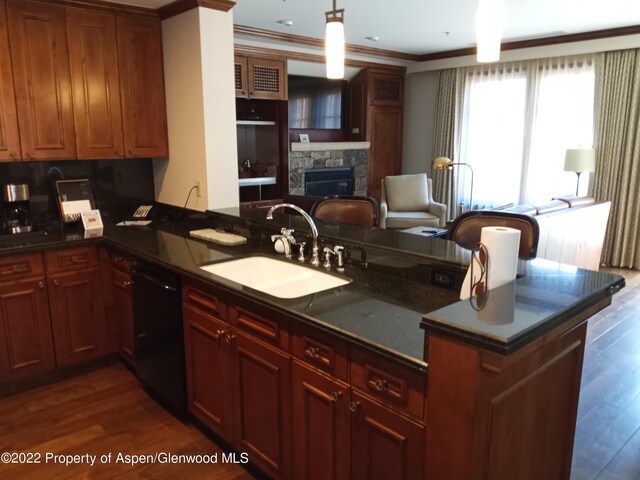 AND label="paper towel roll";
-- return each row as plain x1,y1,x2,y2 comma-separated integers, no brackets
460,226,520,300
